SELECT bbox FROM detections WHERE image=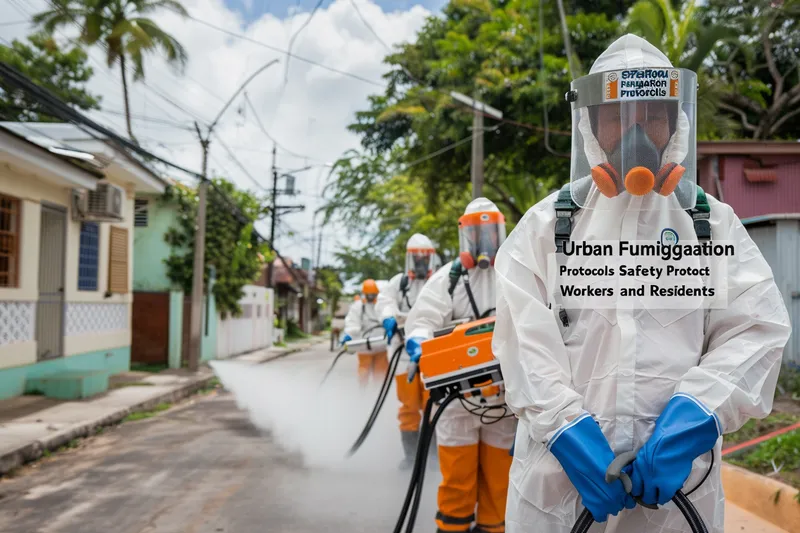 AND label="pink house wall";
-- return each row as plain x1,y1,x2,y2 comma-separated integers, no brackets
699,155,800,220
